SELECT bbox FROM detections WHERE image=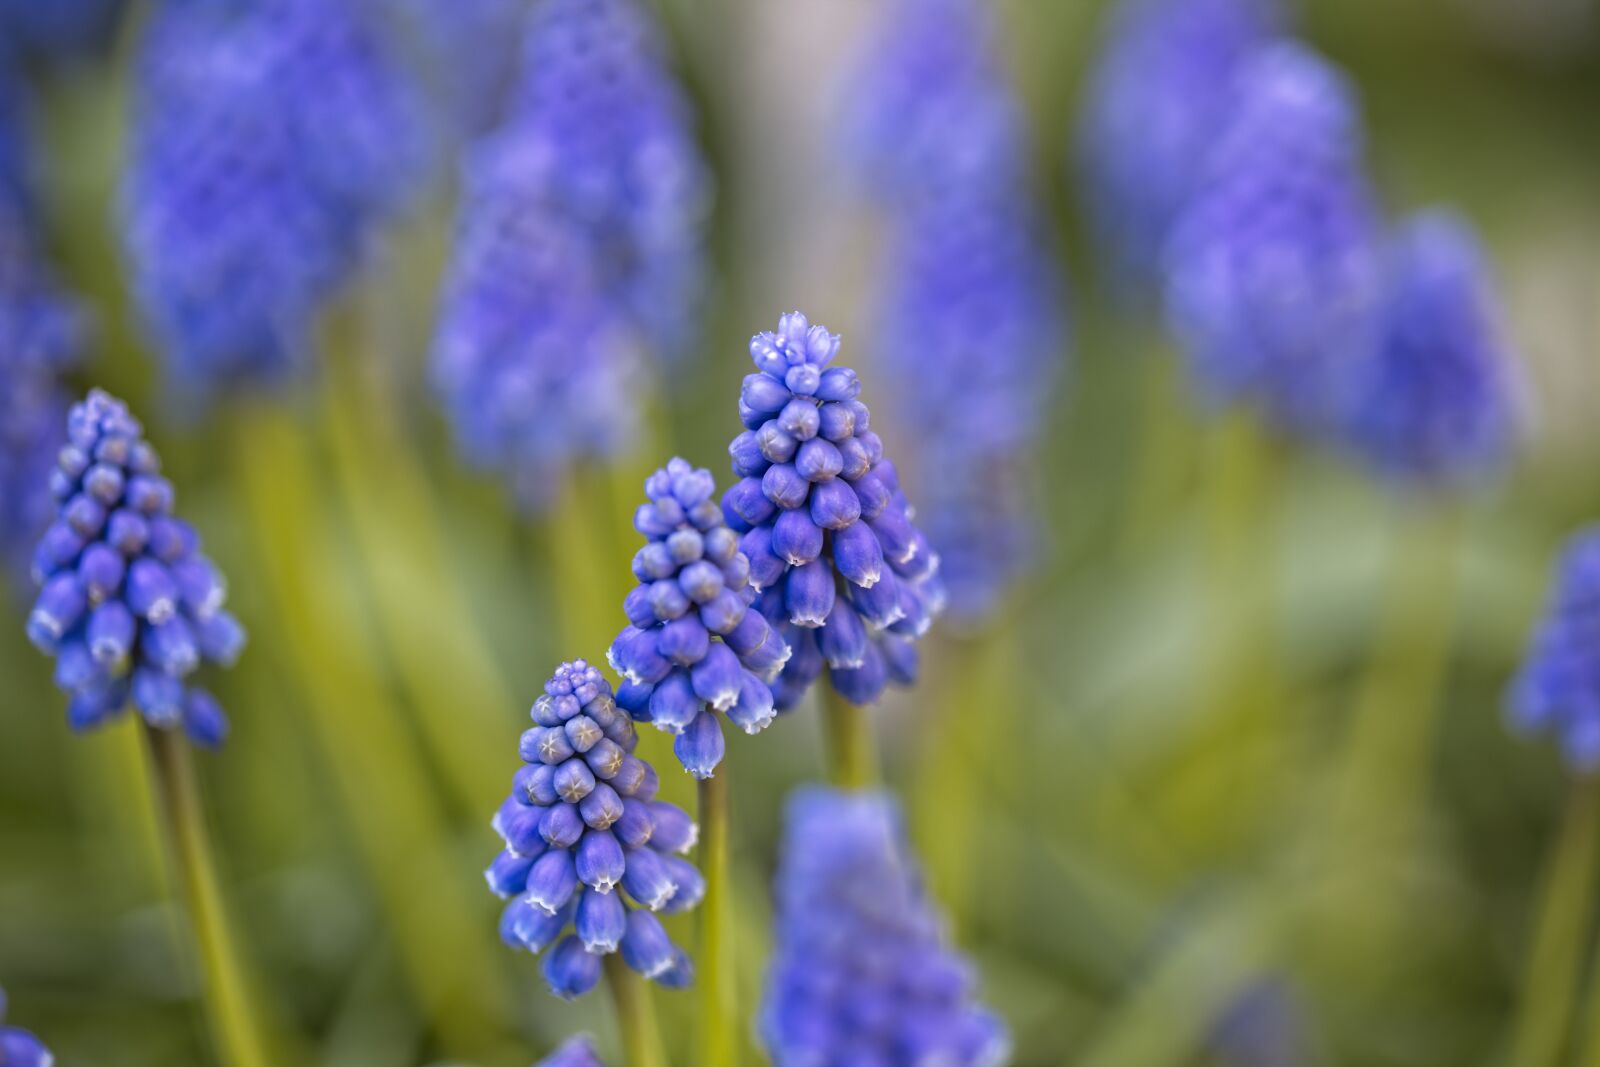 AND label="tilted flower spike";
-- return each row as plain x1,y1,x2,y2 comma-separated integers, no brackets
723,313,944,709
122,0,421,398
1164,42,1384,433
25,390,244,746
761,787,1008,1067
608,457,789,778
536,1034,606,1067
1077,0,1278,292
488,660,701,999
1338,211,1521,486
1508,528,1600,770
0,987,54,1067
